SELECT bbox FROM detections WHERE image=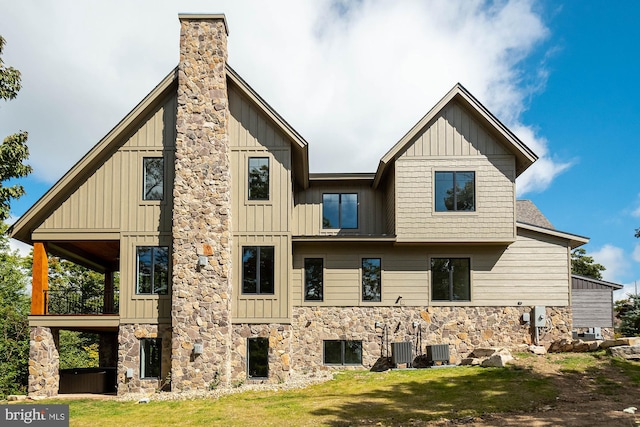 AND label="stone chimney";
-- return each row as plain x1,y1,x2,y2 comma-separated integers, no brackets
171,14,232,391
